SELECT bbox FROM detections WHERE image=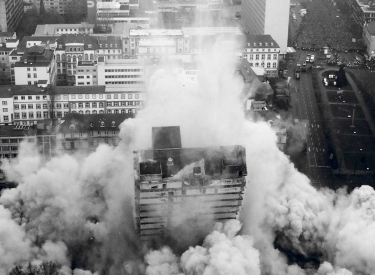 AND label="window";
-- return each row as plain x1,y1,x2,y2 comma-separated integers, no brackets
267,54,271,60
121,94,125,99
14,104,19,110
261,54,265,60
99,102,104,108
273,62,277,68
71,103,76,109
114,94,118,99
29,112,34,118
71,95,76,99
63,95,68,100
56,103,61,109
92,95,96,99
78,94,82,99
99,94,103,99
85,103,90,108
255,54,259,60
267,62,271,68
63,103,69,109
43,111,48,118
21,96,25,100
92,102,97,108
27,73,31,78
15,113,20,119
36,112,41,118
85,94,89,99
27,68,30,71
33,73,37,78
107,102,112,107
249,55,253,60
107,94,111,99
43,104,48,109
1,101,7,105
135,94,139,99
273,54,277,60
3,108,8,112
22,112,27,119
14,96,18,100
3,116,8,122
56,112,62,118
28,104,33,109
78,103,83,108
36,96,40,100
128,94,132,99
